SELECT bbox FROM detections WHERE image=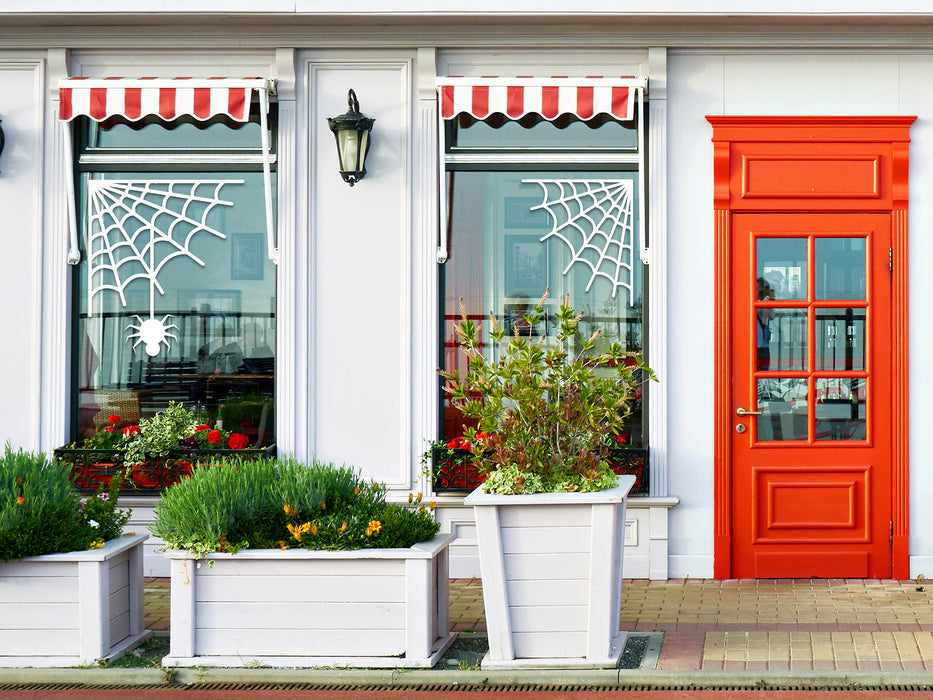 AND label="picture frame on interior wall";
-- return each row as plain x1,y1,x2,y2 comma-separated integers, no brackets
504,235,548,297
231,233,264,281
